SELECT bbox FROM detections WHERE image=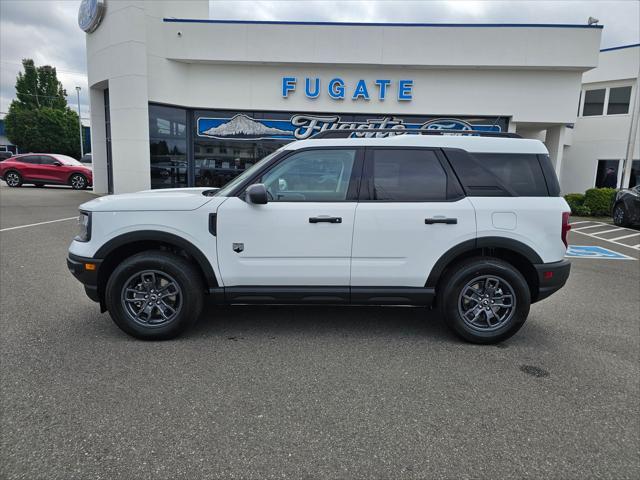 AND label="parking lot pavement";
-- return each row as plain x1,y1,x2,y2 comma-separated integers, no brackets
1,185,639,480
